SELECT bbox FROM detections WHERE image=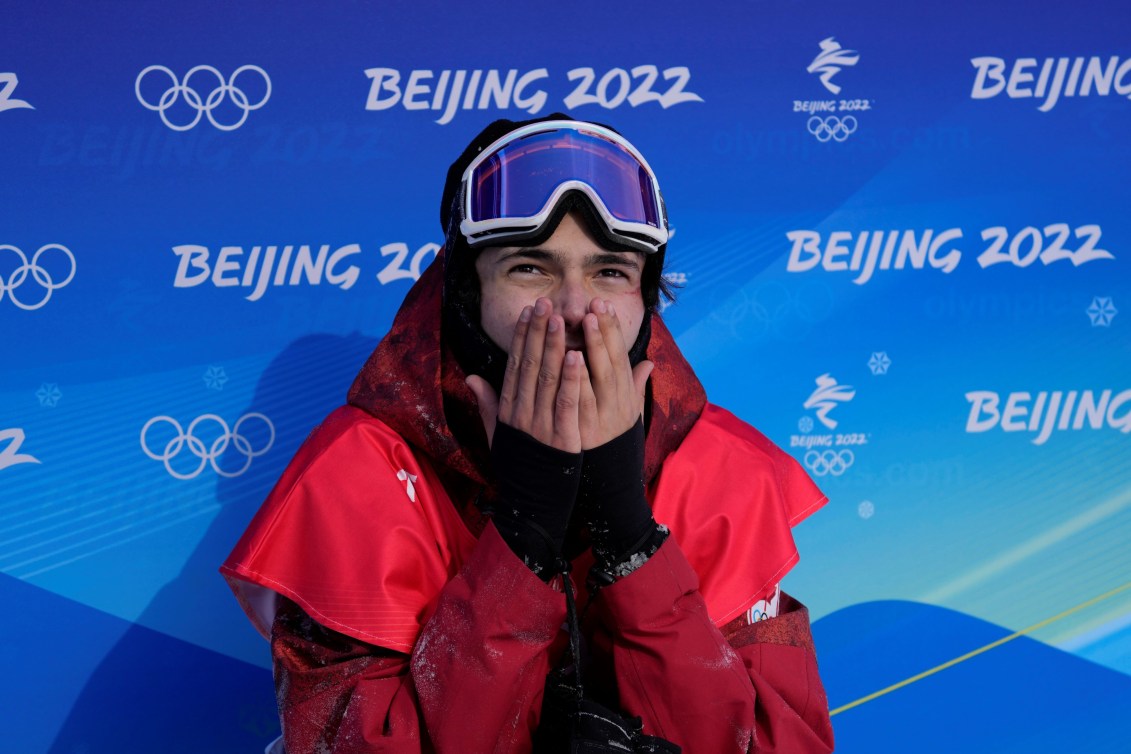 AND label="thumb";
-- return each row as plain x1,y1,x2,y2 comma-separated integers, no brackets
631,360,654,415
465,375,499,447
